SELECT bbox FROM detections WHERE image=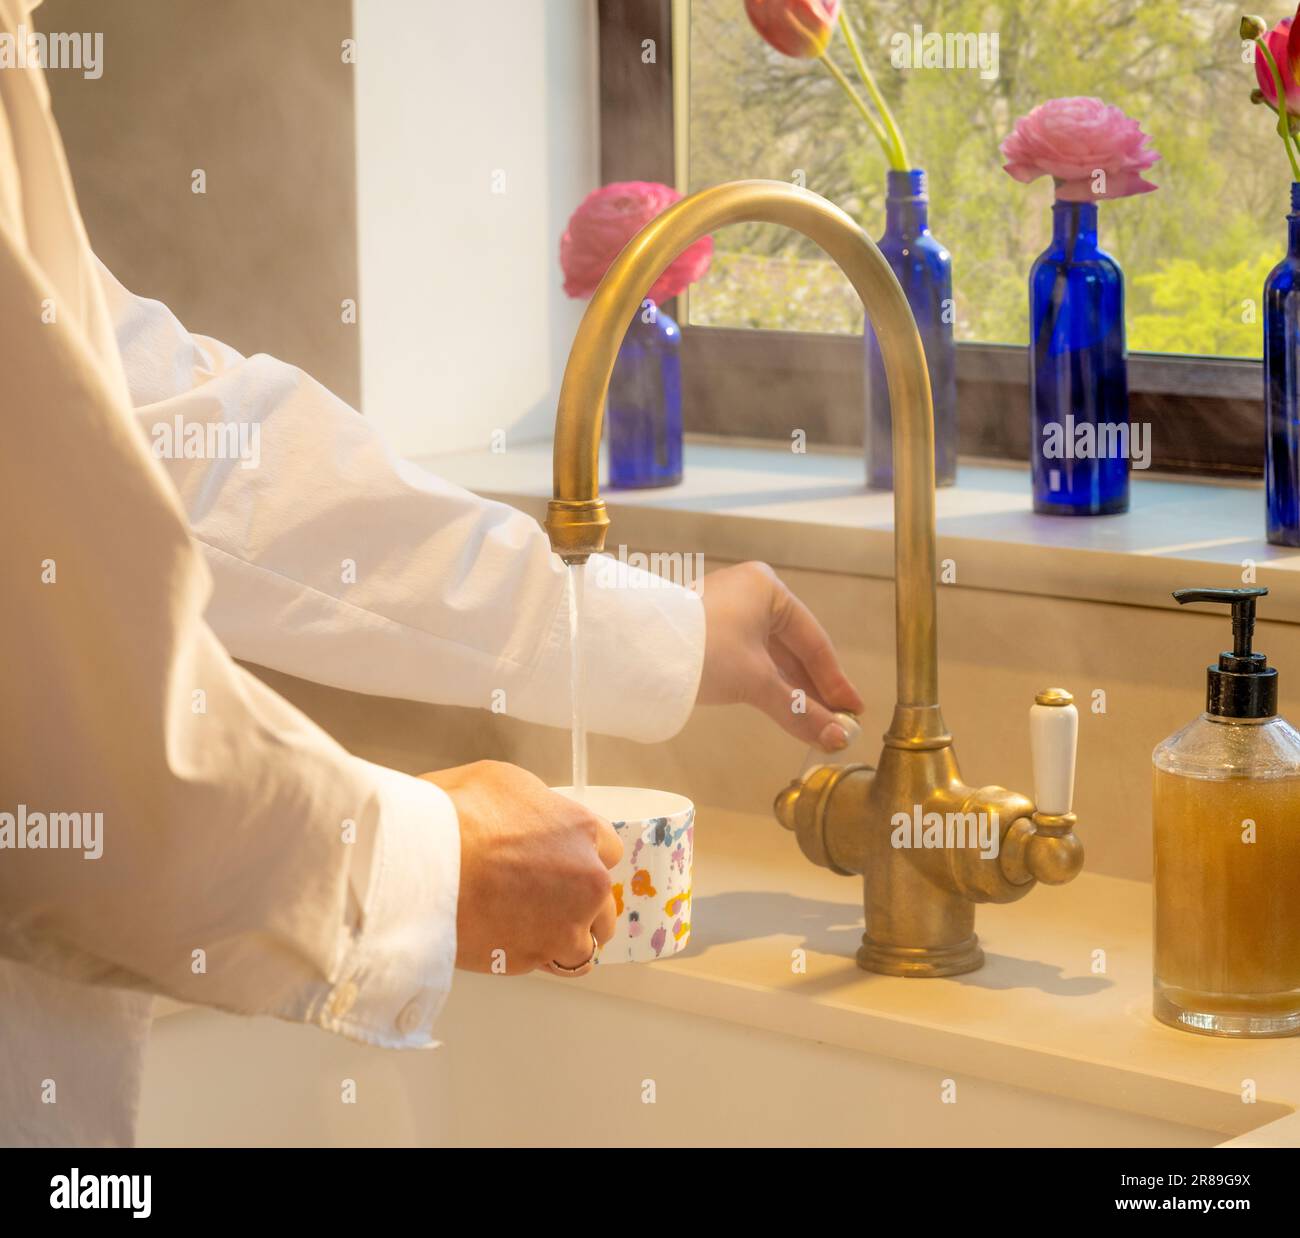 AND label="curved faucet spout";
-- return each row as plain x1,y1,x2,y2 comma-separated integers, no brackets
545,178,938,709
